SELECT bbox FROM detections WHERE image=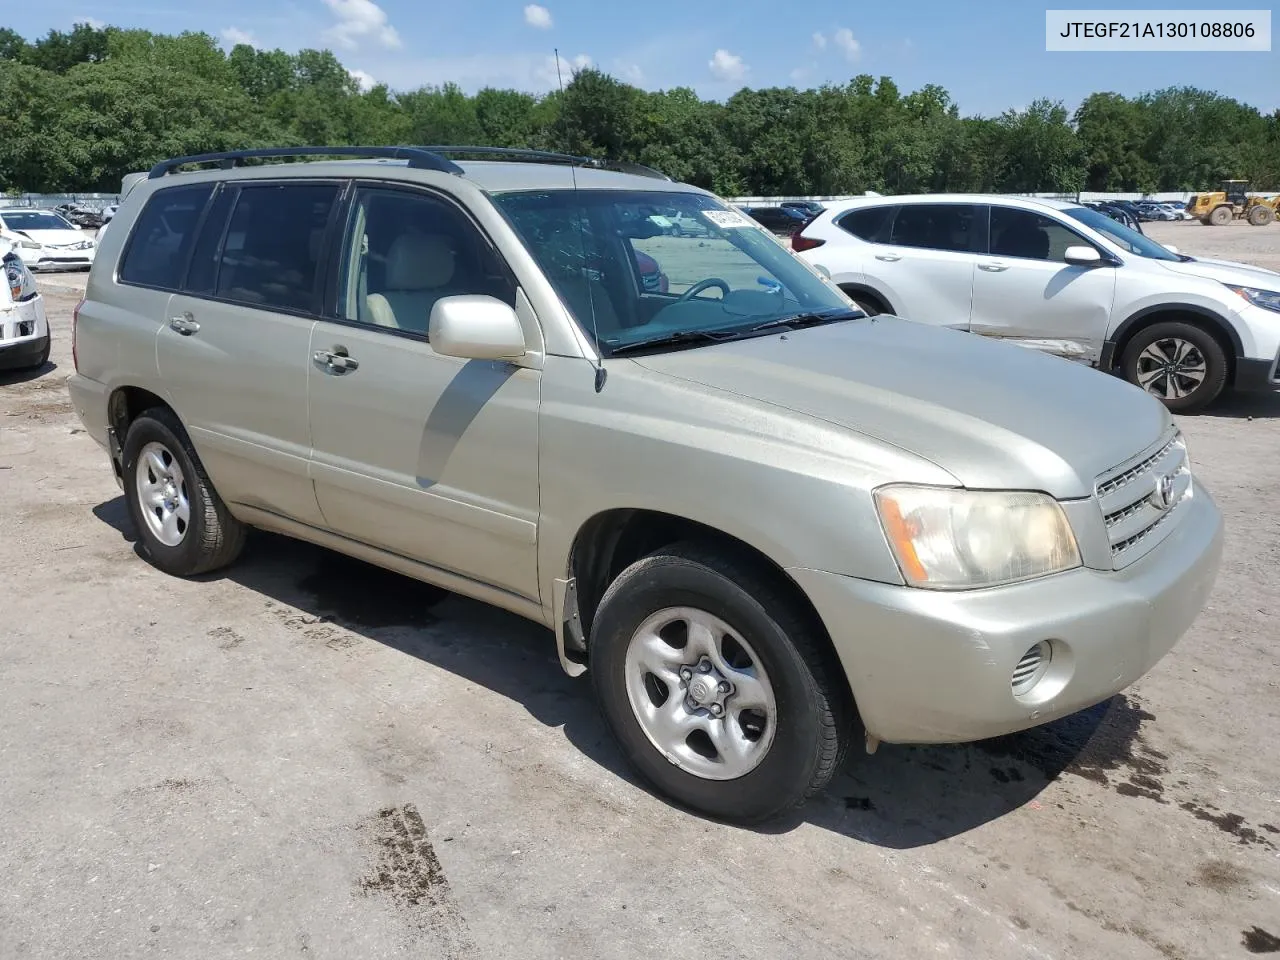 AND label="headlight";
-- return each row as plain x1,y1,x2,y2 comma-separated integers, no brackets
3,254,38,301
874,485,1081,590
1225,284,1280,313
